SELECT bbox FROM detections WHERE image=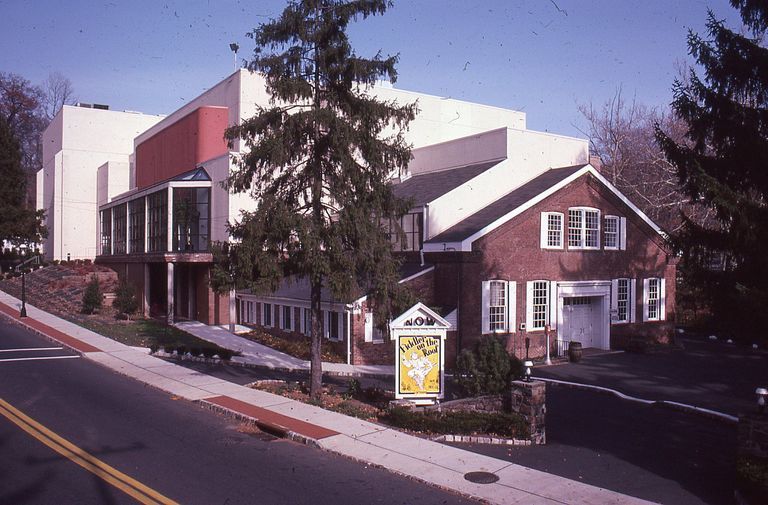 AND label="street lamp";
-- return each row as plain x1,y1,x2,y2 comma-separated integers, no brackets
756,387,768,414
20,269,27,318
